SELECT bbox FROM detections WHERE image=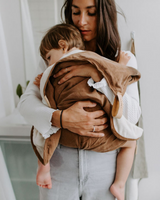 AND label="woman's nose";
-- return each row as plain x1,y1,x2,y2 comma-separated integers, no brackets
78,13,87,26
